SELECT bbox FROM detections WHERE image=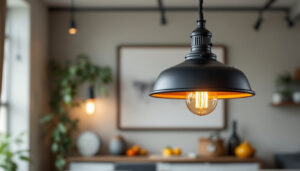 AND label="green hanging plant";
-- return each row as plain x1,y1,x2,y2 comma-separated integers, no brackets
40,54,112,170
0,132,30,171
